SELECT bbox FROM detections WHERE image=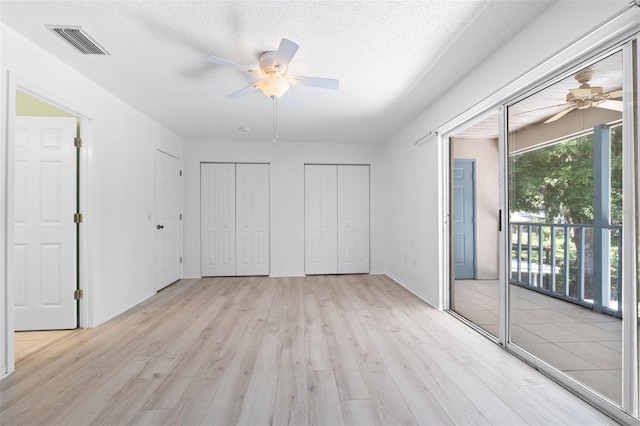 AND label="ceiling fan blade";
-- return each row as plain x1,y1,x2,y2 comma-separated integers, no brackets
569,88,592,99
289,75,340,90
227,84,260,100
596,99,623,112
544,105,577,123
605,89,622,99
205,54,258,74
513,102,570,115
274,38,299,70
